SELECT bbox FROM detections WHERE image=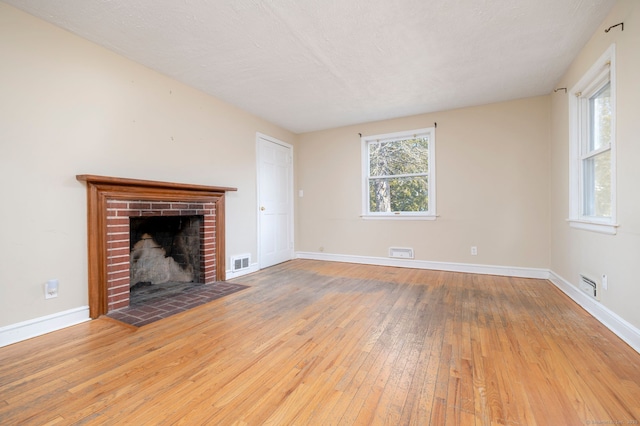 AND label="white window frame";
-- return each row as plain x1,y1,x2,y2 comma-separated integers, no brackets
361,127,436,220
568,44,618,235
